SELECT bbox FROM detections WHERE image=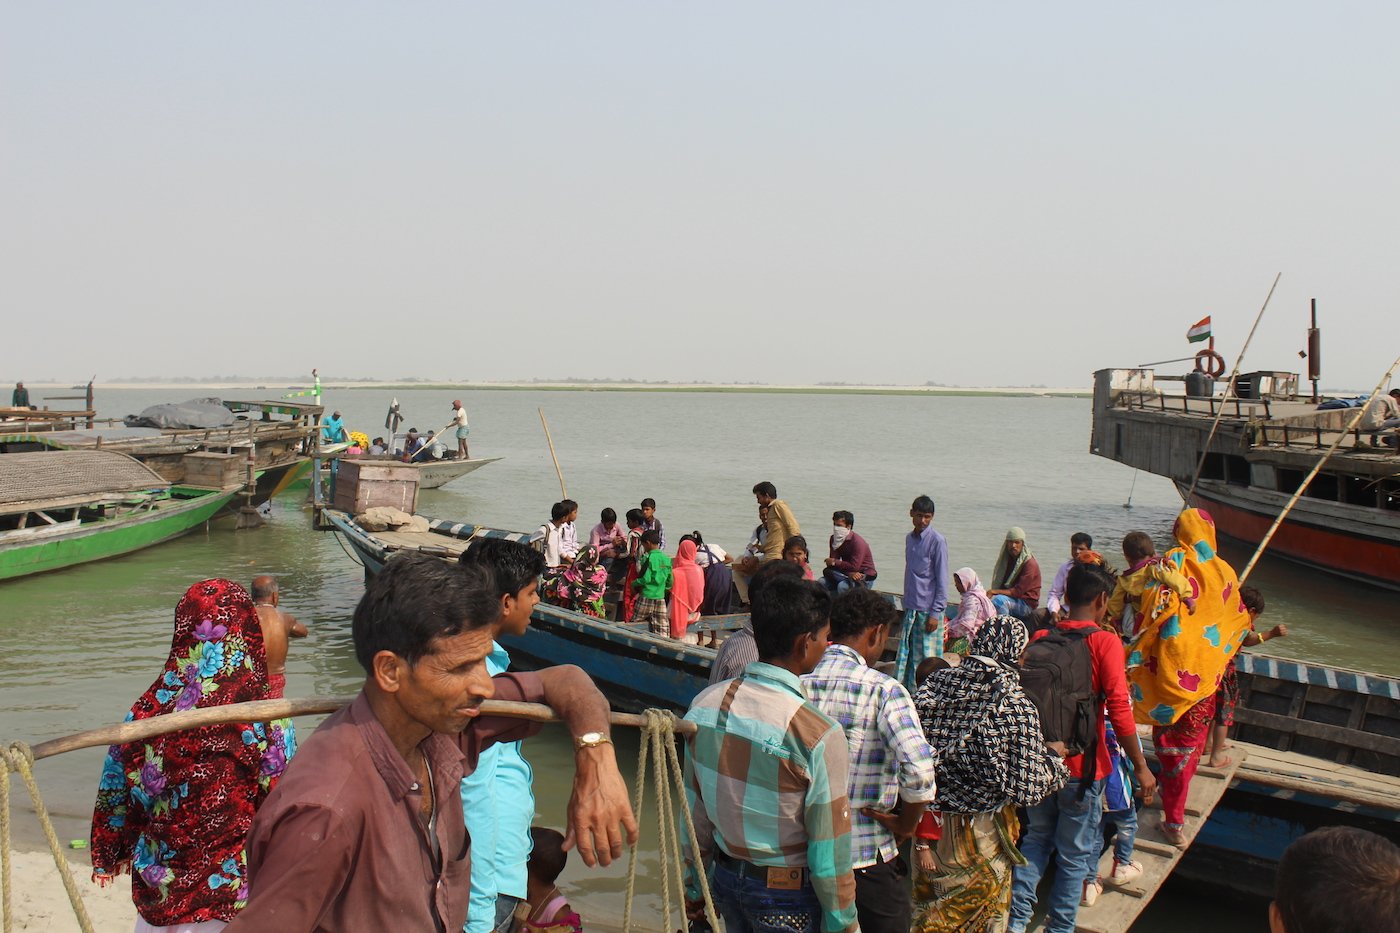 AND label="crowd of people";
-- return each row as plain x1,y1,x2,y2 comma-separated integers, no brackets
85,492,1397,933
